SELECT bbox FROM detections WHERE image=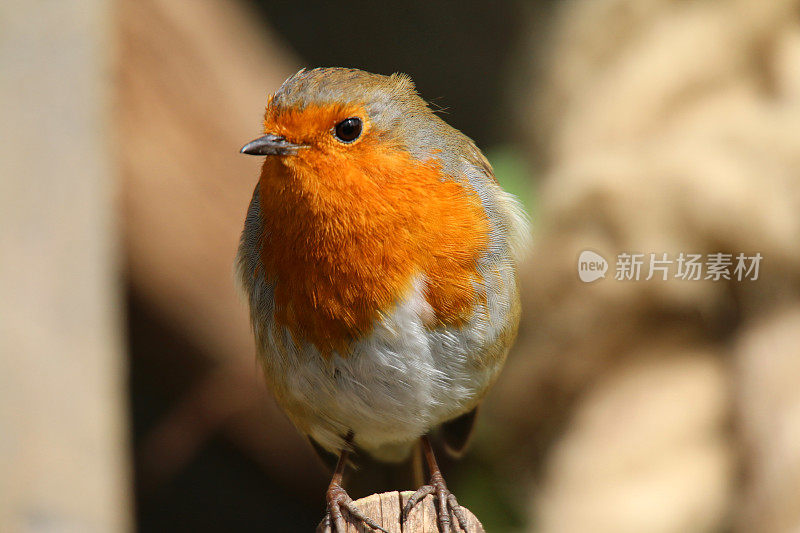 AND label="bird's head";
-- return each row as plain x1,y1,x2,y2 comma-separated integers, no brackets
242,68,471,212
240,67,466,197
